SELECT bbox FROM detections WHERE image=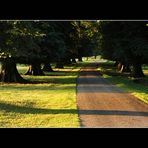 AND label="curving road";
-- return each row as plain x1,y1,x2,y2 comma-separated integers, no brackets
76,63,148,127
